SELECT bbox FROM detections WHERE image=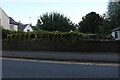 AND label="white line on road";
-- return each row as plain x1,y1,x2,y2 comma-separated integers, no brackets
0,57,119,67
